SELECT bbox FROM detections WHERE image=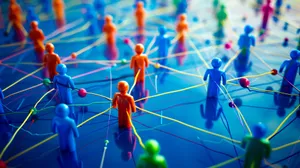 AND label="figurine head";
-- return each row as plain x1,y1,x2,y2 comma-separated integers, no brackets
144,139,160,156
45,43,55,53
121,151,132,161
158,26,167,35
135,43,144,54
117,81,129,93
178,14,186,21
27,6,34,14
55,103,69,118
276,107,286,117
56,64,67,75
244,25,254,34
211,58,222,69
252,122,267,139
30,21,38,30
290,49,299,60
220,4,225,10
10,0,16,4
105,15,113,23
205,120,213,129
137,1,144,8
267,0,271,4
